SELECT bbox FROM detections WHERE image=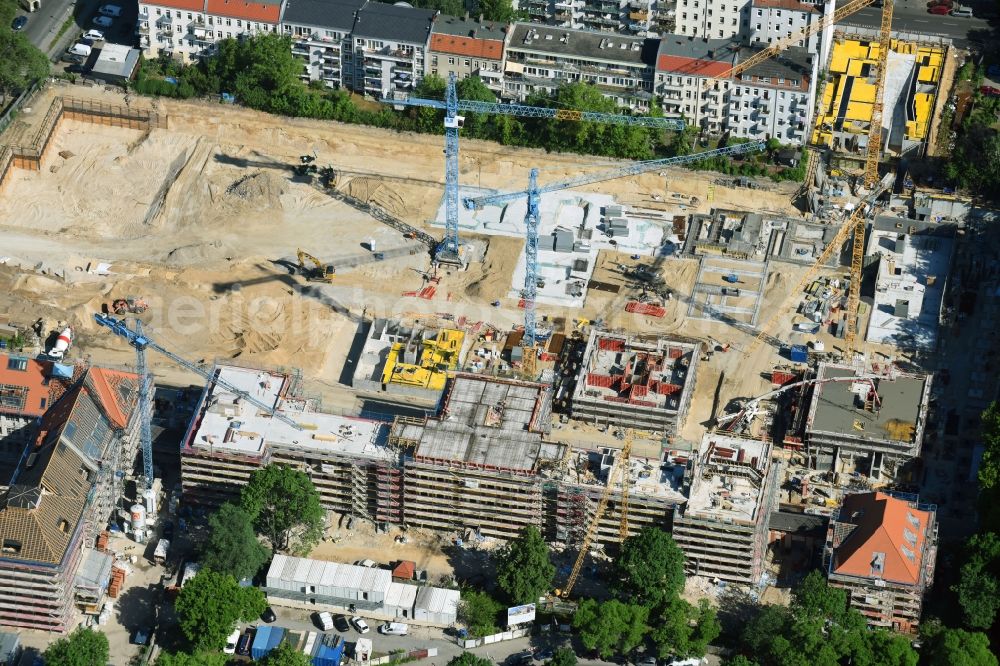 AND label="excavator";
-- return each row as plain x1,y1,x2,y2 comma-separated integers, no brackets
296,249,335,283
